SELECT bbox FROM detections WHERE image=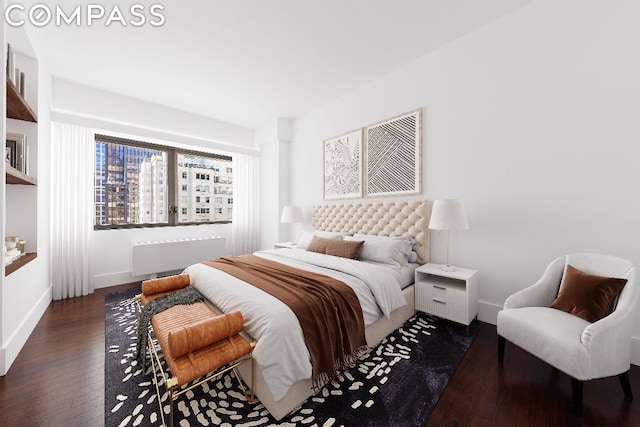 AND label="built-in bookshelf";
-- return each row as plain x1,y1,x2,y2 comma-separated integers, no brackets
4,44,39,276
5,252,37,276
5,163,36,185
6,78,37,122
